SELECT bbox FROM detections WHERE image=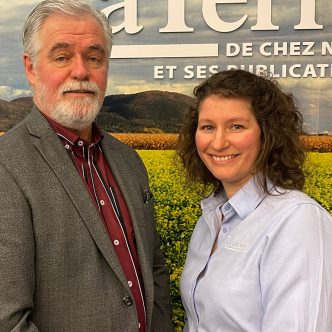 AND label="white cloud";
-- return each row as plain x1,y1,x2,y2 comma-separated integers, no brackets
0,0,38,13
279,77,332,103
0,1,40,32
0,85,32,101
